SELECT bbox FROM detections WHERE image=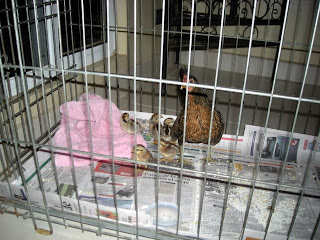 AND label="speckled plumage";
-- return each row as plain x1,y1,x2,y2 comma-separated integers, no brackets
171,70,224,150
